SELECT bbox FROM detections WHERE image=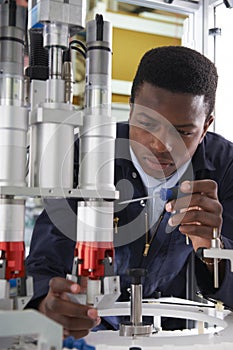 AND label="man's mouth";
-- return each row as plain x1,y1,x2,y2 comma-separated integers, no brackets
143,156,174,171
